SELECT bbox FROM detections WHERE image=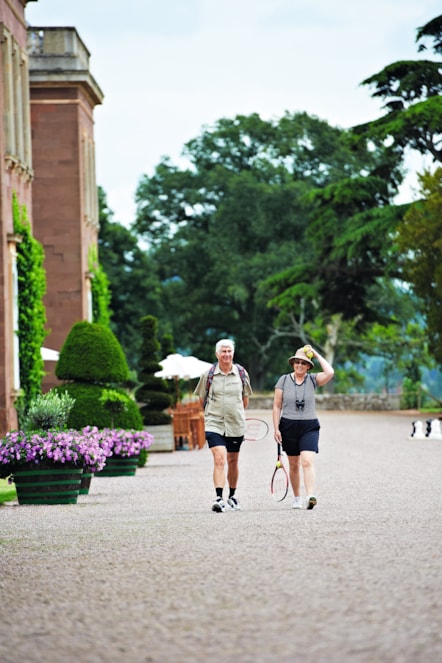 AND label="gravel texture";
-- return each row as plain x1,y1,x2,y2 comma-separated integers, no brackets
0,410,441,663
